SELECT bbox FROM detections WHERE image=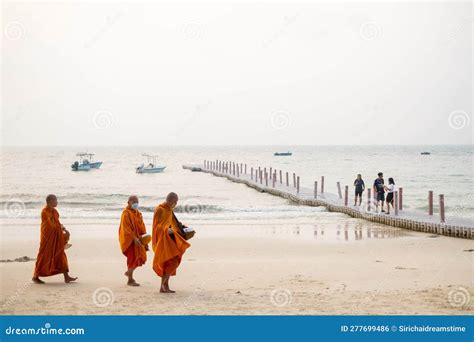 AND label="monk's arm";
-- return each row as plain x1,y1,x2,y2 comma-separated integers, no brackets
120,212,140,243
138,212,147,235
